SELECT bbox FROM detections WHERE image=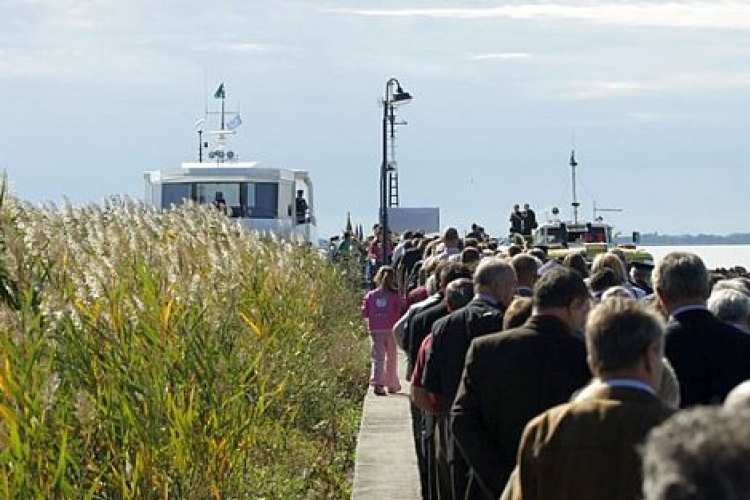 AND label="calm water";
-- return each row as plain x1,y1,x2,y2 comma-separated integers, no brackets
644,245,750,271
